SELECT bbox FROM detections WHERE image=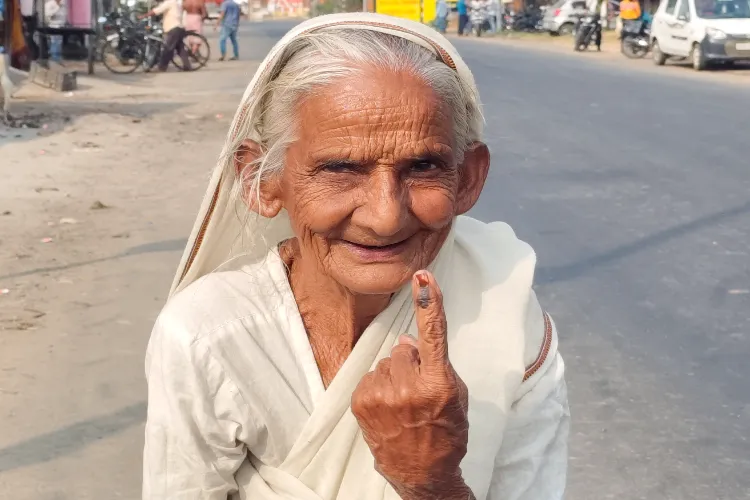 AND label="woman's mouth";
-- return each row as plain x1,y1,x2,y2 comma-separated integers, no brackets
339,238,411,262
